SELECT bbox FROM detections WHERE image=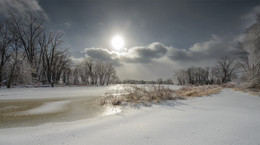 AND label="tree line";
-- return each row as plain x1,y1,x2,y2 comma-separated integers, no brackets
70,58,118,86
175,56,236,85
0,13,118,88
121,78,173,85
